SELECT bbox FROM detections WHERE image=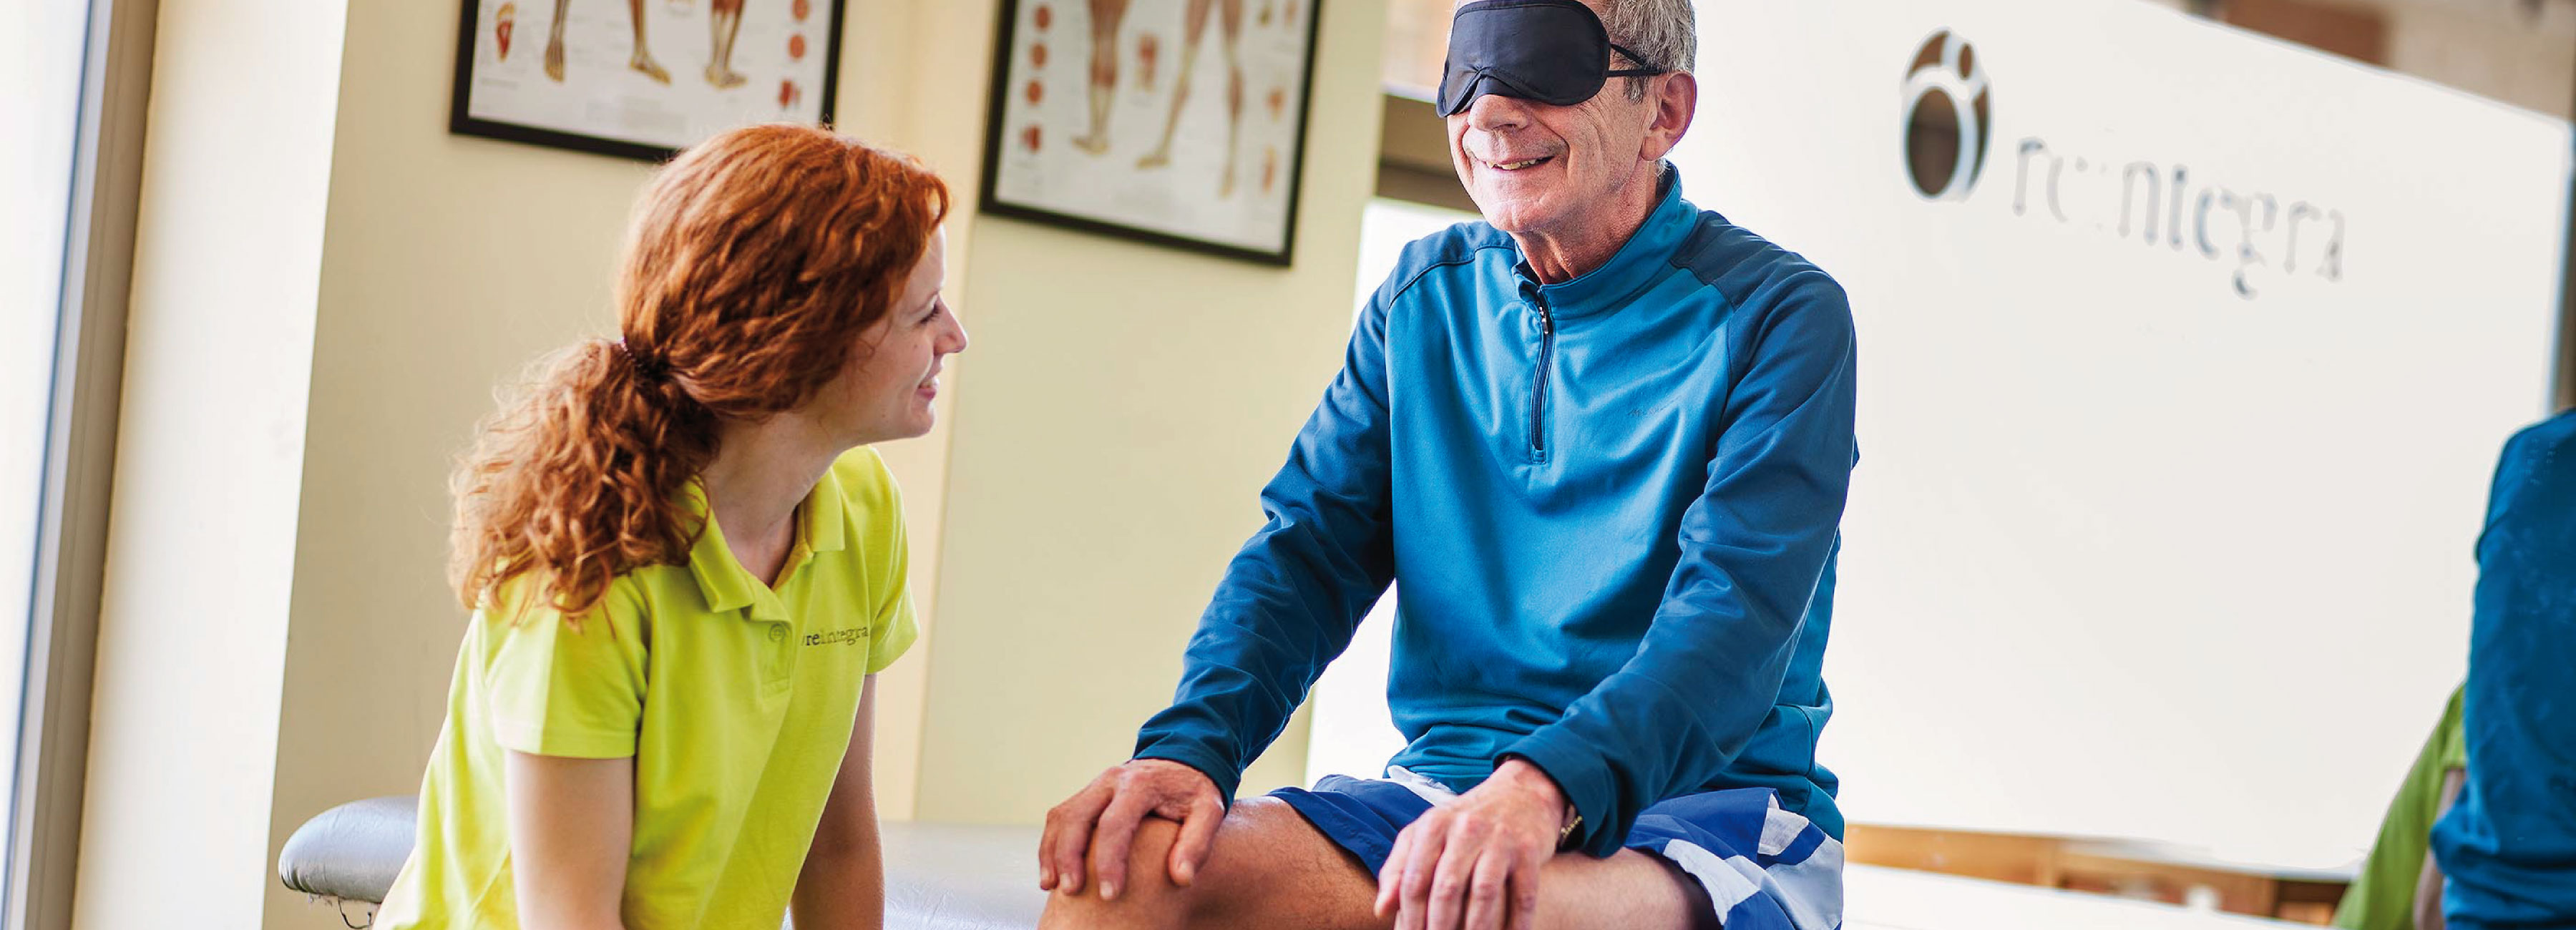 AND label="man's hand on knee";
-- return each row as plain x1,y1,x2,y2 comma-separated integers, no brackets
1376,759,1571,930
1038,758,1226,901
